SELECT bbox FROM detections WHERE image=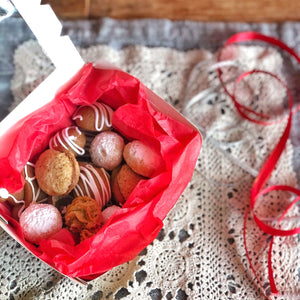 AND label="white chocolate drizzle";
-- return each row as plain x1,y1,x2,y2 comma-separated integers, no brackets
49,126,85,155
0,188,10,200
0,188,23,204
24,162,48,205
0,186,25,219
0,162,48,219
72,102,114,132
73,164,111,208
